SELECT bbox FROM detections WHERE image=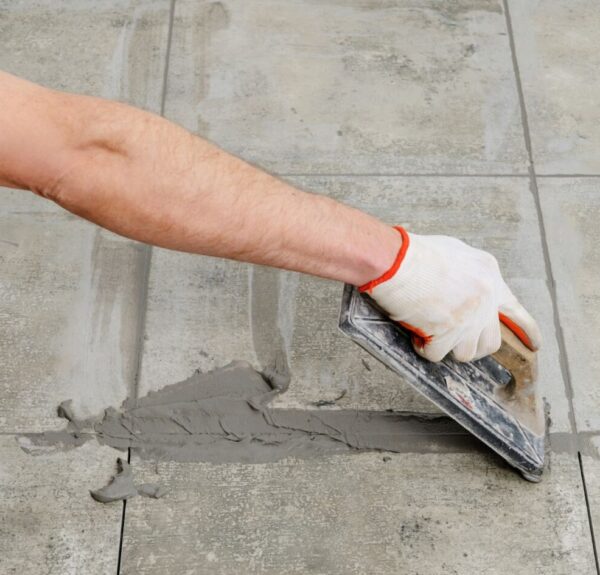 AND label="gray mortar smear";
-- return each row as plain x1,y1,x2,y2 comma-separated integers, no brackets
90,458,167,503
20,361,484,464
